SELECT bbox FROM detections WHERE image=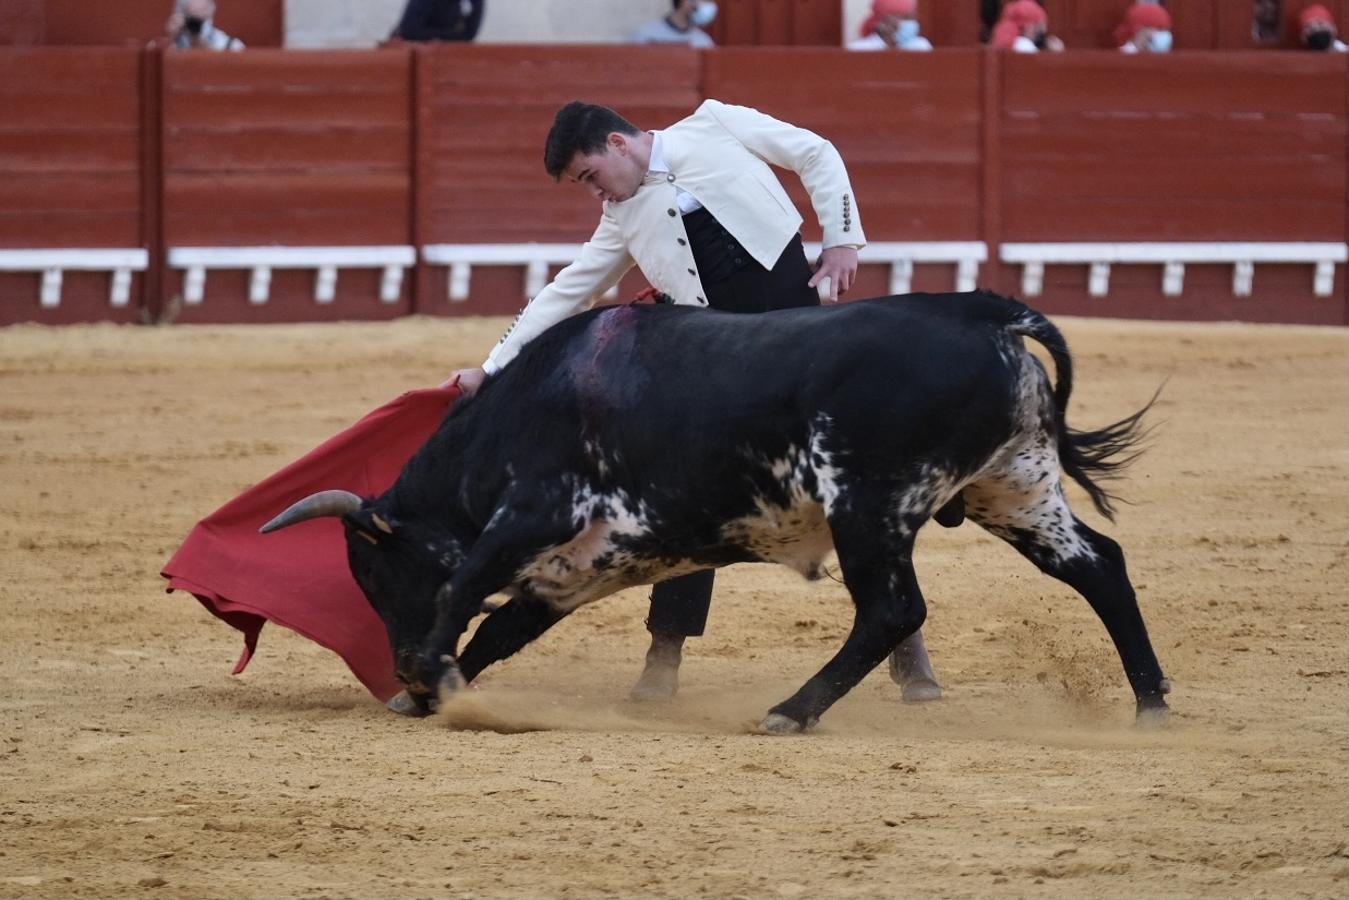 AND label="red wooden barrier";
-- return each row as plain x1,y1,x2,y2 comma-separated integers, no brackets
996,50,1347,323
0,48,143,324
160,49,413,323
705,48,984,242
0,0,44,45
414,44,703,316
704,47,986,297
1000,52,1346,241
0,45,1345,327
710,0,842,46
